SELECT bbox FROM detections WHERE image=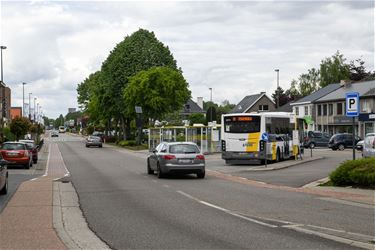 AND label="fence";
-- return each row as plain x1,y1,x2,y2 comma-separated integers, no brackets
148,125,222,154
